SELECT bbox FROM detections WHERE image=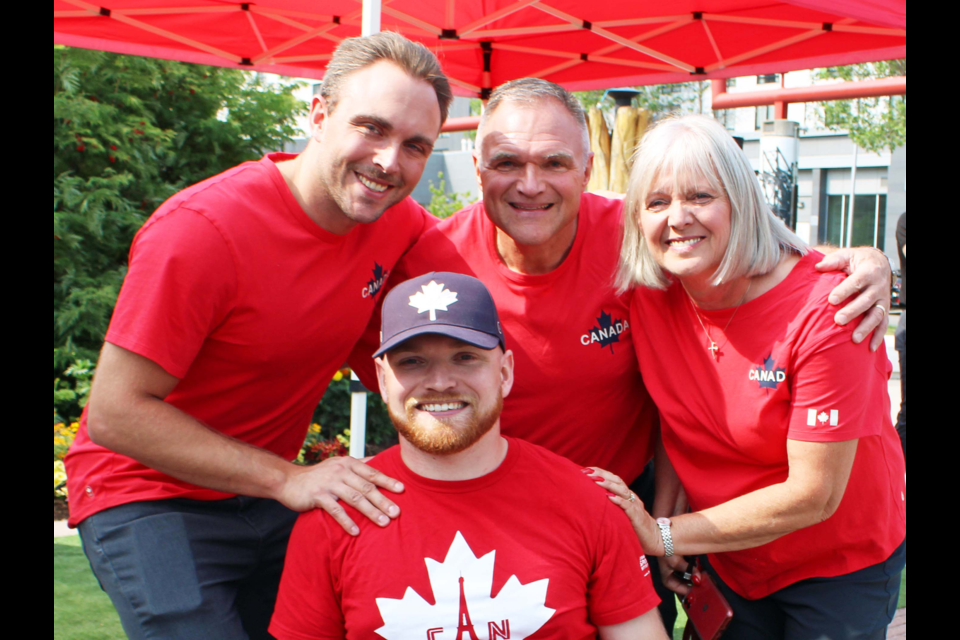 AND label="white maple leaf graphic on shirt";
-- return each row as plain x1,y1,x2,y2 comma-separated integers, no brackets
409,281,459,321
375,531,555,639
